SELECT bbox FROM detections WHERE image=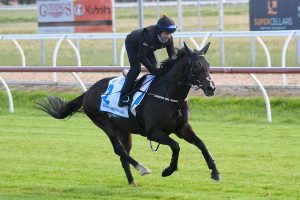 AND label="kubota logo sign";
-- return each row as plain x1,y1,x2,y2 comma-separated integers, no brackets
74,4,85,16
